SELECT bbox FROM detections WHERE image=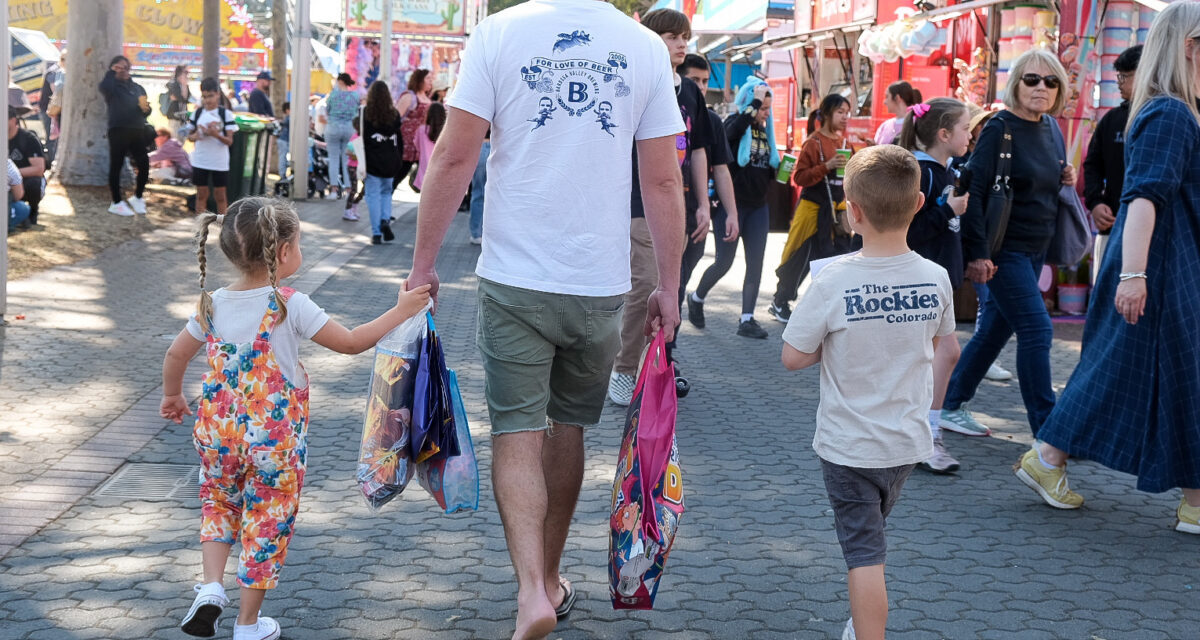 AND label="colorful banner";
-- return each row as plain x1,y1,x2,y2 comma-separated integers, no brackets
7,0,268,77
345,0,466,36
